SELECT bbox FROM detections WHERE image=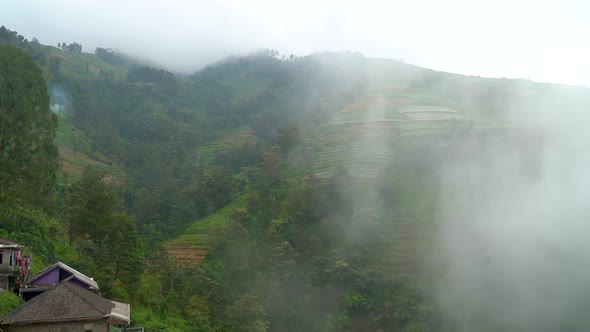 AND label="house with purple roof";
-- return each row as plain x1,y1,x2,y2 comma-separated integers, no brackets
19,261,99,301
0,281,130,332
